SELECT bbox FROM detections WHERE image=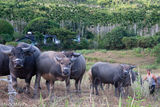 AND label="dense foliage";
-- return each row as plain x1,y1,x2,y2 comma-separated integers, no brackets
1,0,160,51
48,28,77,49
122,36,160,49
0,0,160,30
152,44,160,63
0,19,14,36
0,19,14,43
137,36,156,48
99,27,135,49
24,17,59,34
122,37,137,49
